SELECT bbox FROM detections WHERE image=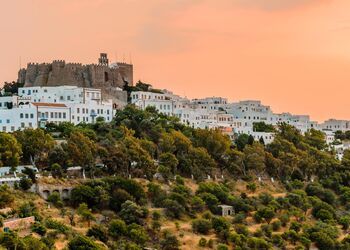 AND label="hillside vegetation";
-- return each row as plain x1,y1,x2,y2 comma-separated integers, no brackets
0,105,350,249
